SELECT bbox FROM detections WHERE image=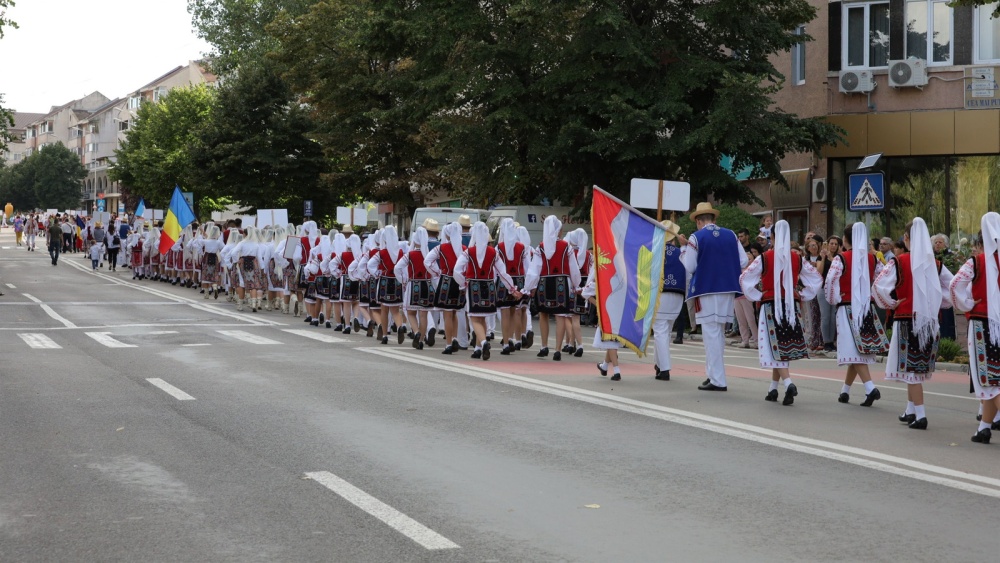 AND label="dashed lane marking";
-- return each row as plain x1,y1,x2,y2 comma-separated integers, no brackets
18,333,61,349
216,330,282,345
